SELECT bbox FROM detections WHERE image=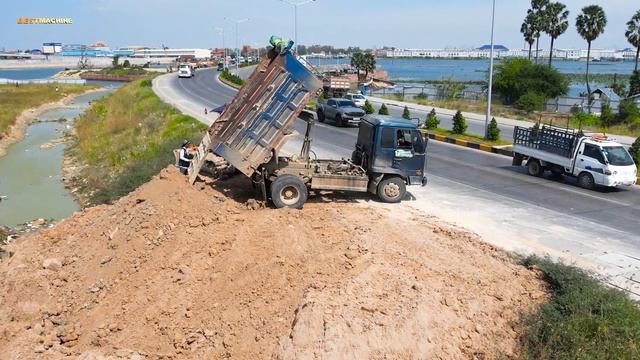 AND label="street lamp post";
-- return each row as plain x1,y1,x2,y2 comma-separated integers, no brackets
215,27,227,69
225,17,249,75
279,0,316,54
485,0,496,139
